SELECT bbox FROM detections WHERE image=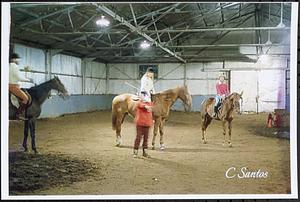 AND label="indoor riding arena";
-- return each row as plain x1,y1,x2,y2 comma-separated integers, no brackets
6,2,293,196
